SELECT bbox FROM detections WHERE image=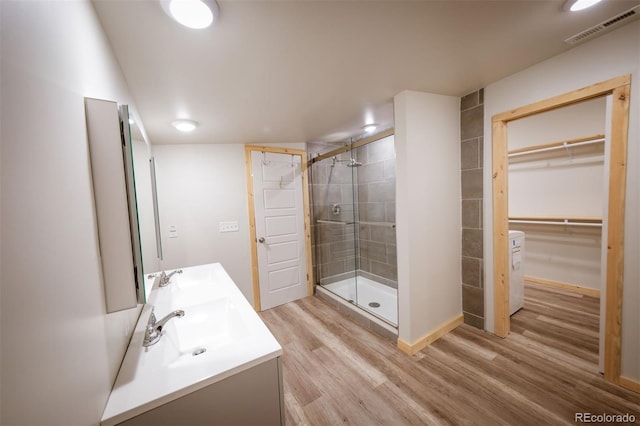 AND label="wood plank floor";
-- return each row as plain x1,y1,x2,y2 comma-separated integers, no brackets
259,282,640,425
